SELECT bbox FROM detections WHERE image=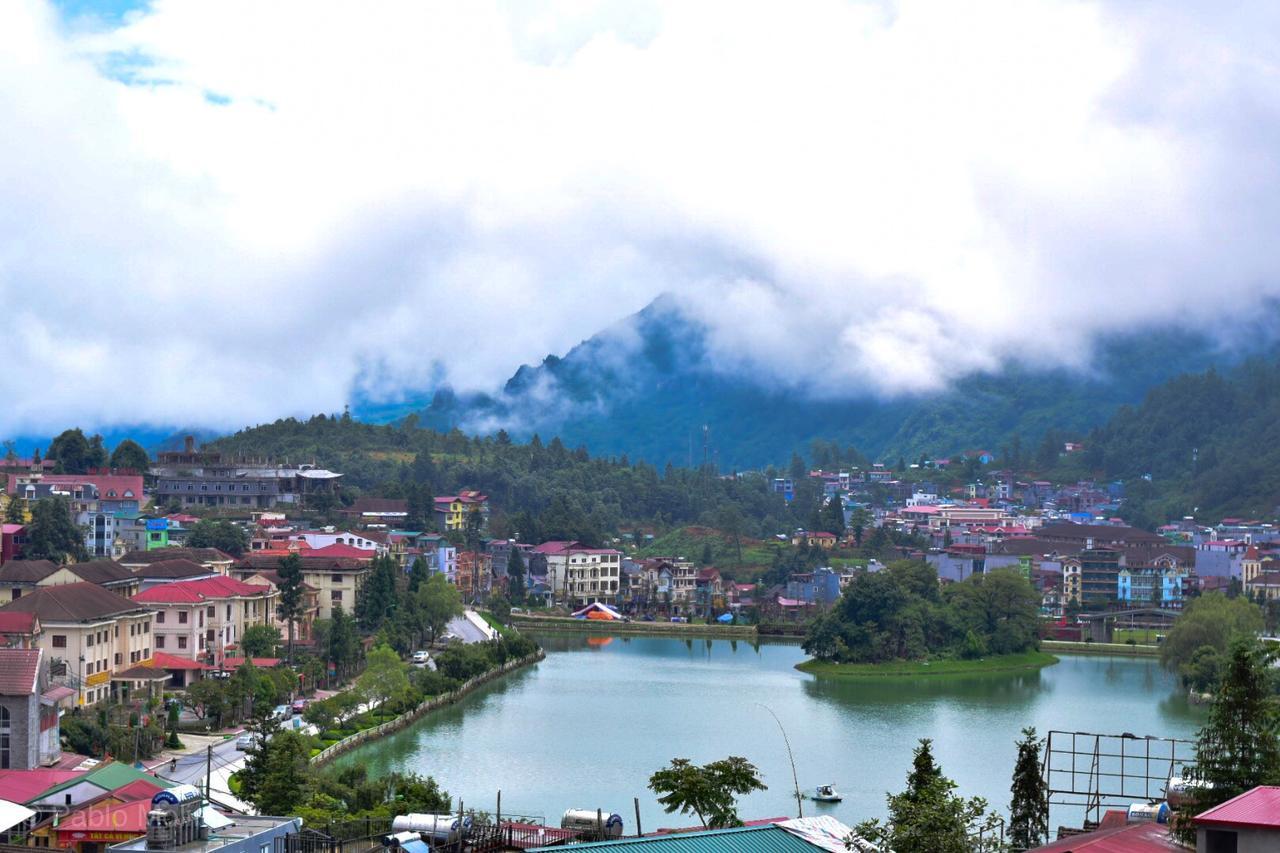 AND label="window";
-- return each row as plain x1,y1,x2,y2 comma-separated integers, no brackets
115,652,122,665
1205,829,1238,853
177,636,187,649
331,574,343,583
143,647,149,658
156,611,165,624
226,604,232,620
86,633,94,647
178,611,188,624
330,590,343,602
155,637,165,649
52,635,66,648
10,589,19,600
206,606,214,617
143,622,150,633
